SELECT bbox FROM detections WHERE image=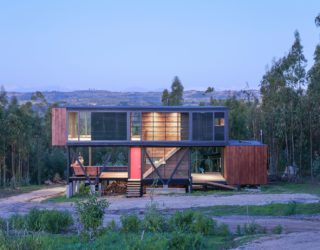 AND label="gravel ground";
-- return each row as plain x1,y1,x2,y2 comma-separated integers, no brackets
232,231,320,250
